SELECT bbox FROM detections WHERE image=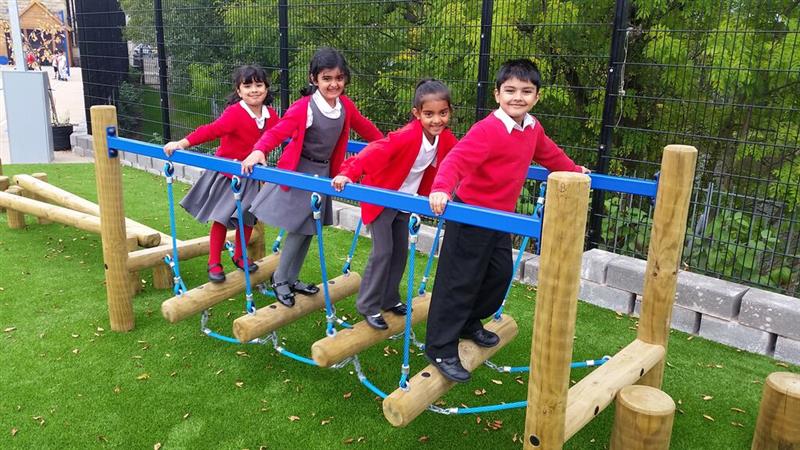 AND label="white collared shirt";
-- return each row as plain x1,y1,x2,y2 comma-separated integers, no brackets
493,109,536,134
398,132,438,194
306,90,342,128
239,100,270,129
